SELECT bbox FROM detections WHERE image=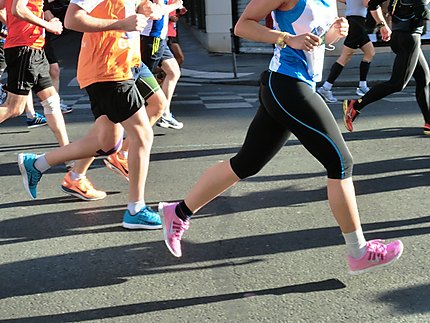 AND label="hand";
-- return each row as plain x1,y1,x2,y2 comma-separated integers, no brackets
45,18,63,35
148,2,163,20
287,33,322,51
380,25,391,42
171,0,183,9
44,10,55,22
120,14,148,32
331,17,349,38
